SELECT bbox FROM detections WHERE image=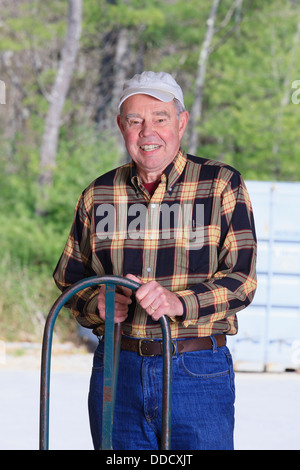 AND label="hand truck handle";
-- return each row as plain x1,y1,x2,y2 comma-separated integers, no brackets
39,275,172,450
